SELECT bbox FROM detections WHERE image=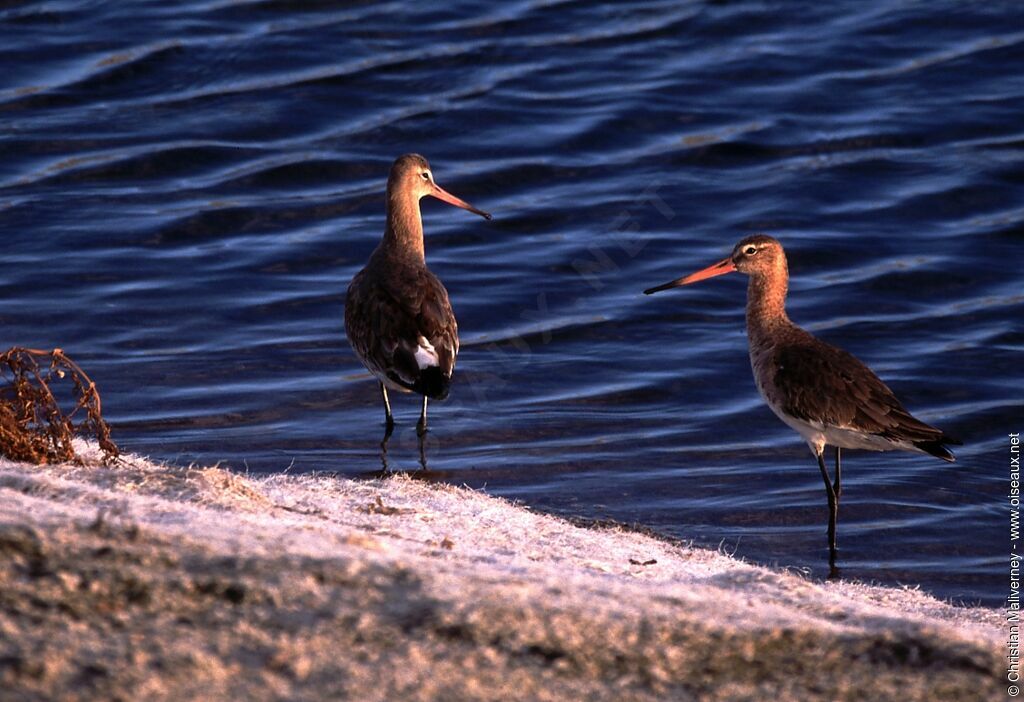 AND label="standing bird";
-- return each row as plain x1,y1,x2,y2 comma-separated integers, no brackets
345,154,491,437
644,234,960,567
